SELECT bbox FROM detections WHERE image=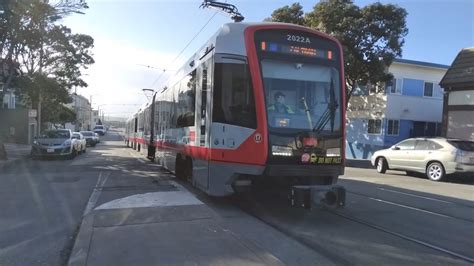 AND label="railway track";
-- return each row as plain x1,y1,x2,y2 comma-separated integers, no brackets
346,189,474,223
233,186,474,265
